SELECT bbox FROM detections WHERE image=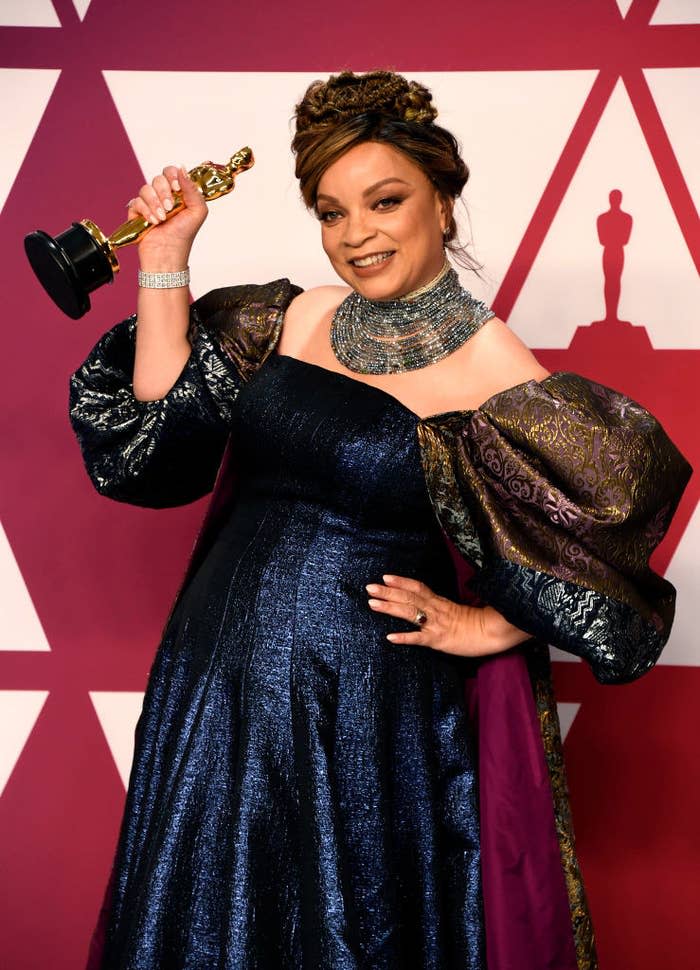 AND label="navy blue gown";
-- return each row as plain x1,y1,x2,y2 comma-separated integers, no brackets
97,351,484,968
